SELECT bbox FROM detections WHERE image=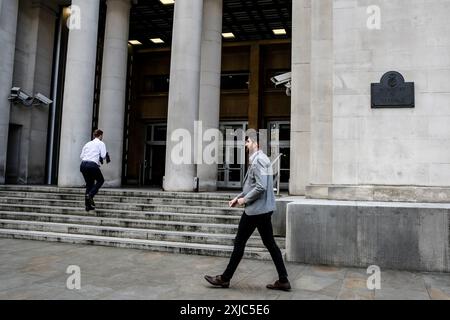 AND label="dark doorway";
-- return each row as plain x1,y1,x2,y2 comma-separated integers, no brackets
144,124,167,187
145,145,166,187
6,124,22,184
